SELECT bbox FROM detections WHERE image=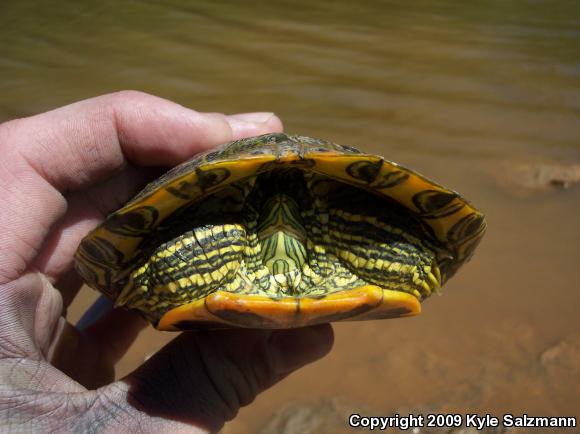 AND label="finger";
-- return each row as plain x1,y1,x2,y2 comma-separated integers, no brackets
0,90,283,285
104,325,334,432
2,92,282,191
